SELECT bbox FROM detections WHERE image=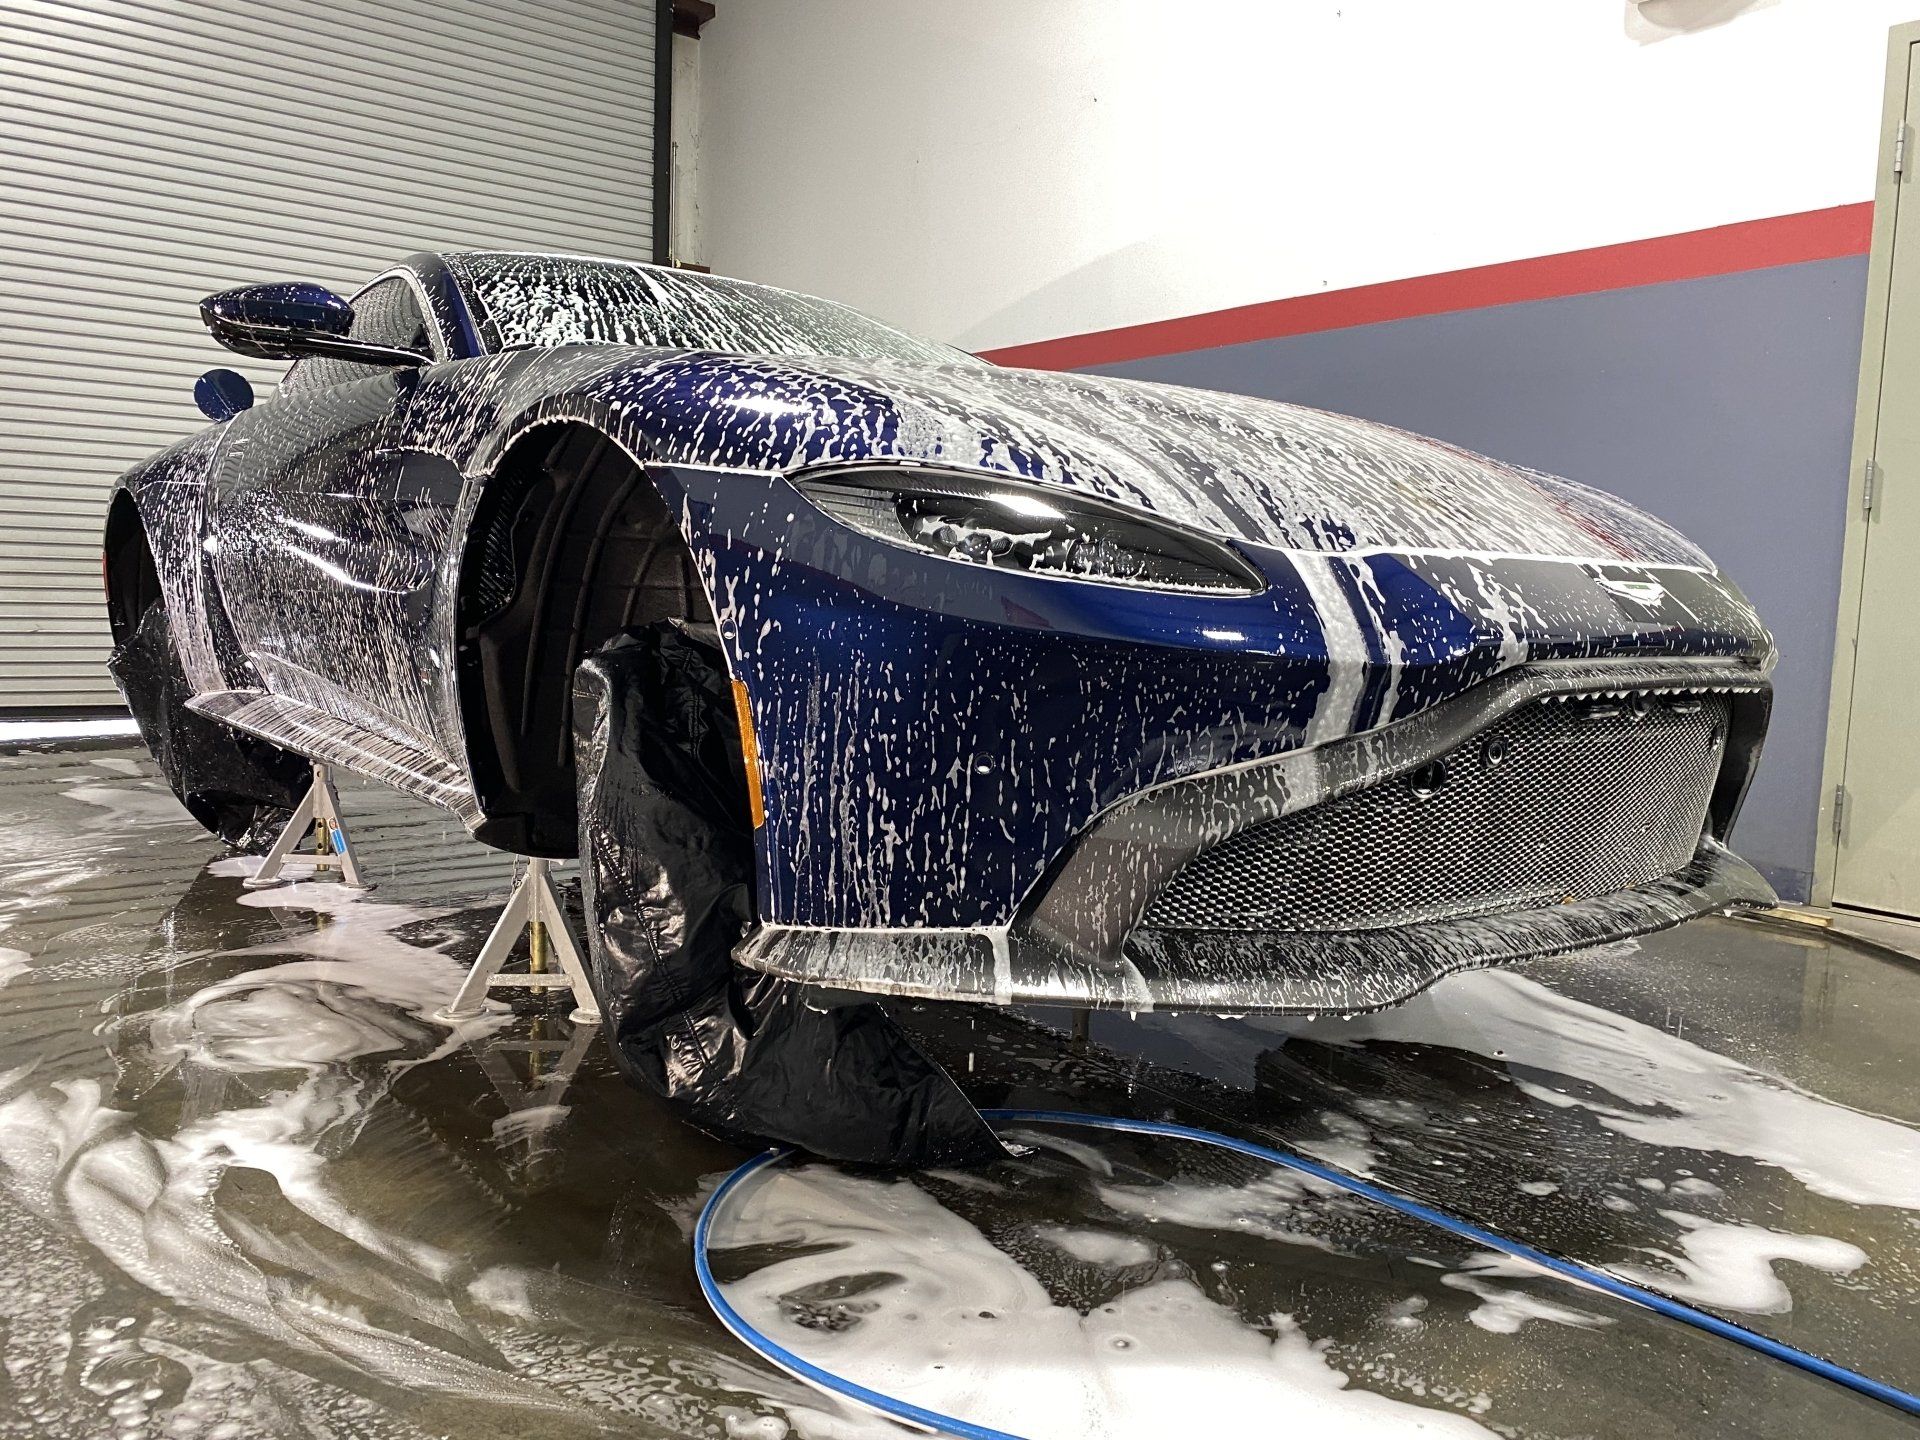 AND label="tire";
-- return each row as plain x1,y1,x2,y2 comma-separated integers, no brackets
570,620,1003,1166
107,593,311,851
